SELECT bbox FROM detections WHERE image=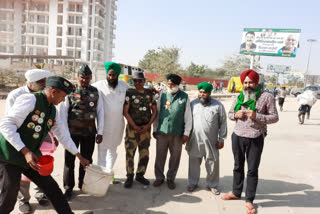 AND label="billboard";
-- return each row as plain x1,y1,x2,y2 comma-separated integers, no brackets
266,64,291,73
240,28,301,57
